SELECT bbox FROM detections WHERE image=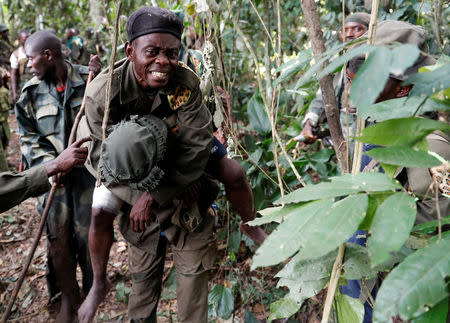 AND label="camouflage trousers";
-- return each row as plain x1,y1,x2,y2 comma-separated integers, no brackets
128,211,216,323
0,121,10,171
38,166,95,298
